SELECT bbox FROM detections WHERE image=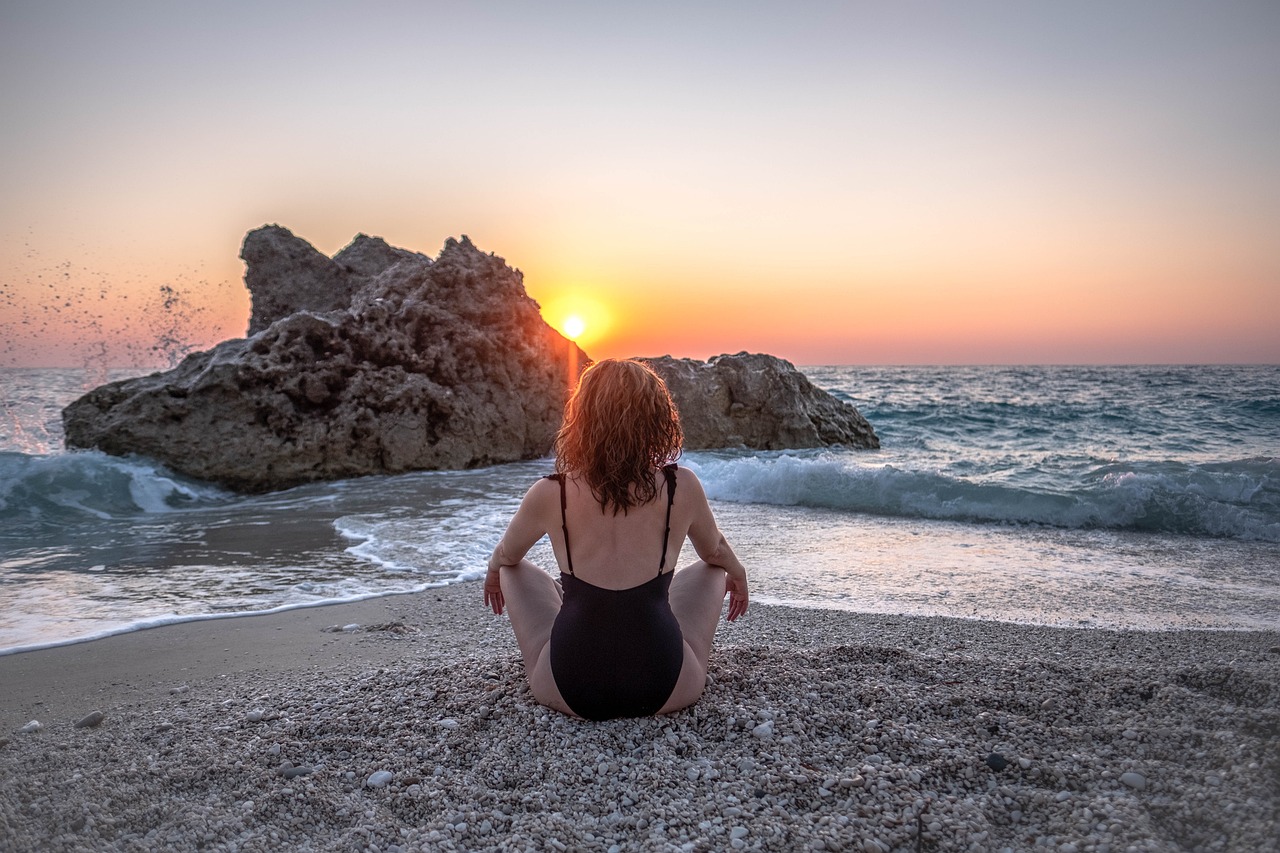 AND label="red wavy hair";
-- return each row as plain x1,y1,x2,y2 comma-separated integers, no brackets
554,358,683,514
